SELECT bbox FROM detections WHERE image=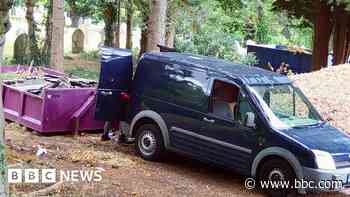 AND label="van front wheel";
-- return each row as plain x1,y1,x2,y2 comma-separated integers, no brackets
135,124,165,161
257,158,296,197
